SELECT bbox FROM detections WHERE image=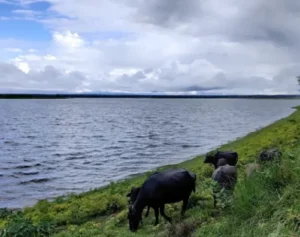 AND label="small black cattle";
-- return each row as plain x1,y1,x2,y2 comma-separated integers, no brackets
204,150,238,169
127,168,197,232
211,158,237,207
